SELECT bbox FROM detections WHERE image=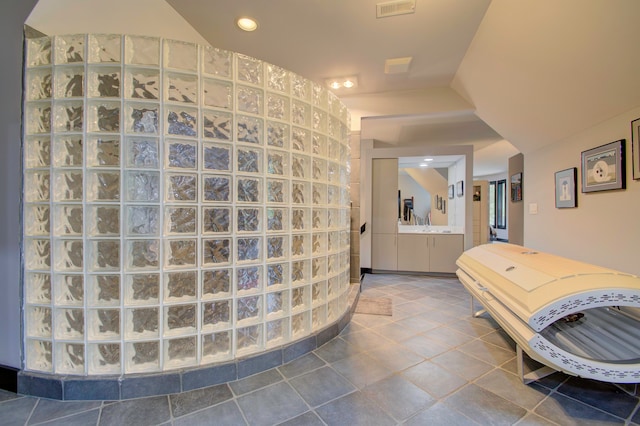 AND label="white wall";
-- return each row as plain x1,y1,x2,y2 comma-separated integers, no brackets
449,157,466,229
525,105,640,275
